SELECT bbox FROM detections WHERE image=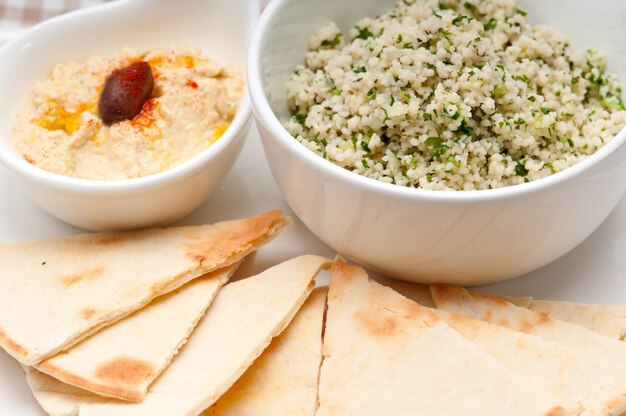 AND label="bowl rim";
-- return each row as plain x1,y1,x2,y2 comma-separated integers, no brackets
248,0,626,203
0,0,253,195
